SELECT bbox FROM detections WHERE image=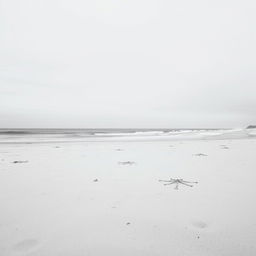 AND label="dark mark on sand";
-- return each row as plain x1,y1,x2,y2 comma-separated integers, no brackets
118,161,135,165
13,161,28,164
194,153,208,156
